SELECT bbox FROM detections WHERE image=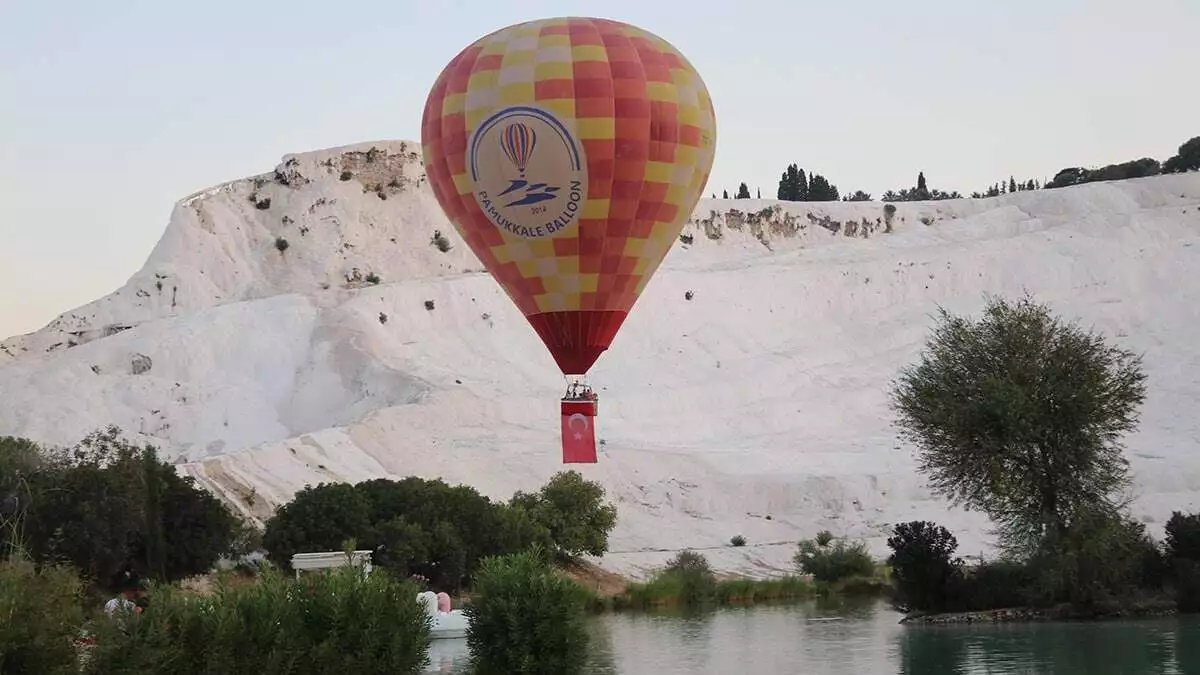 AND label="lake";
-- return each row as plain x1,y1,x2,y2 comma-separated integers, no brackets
423,598,1200,674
